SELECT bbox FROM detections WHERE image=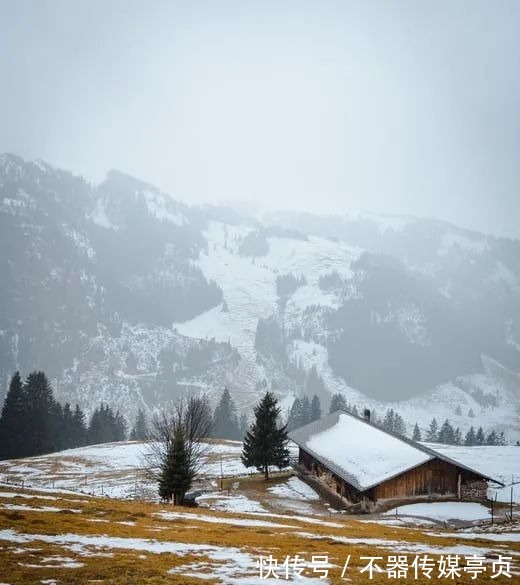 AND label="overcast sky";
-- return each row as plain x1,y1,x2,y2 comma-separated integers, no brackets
1,0,519,237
